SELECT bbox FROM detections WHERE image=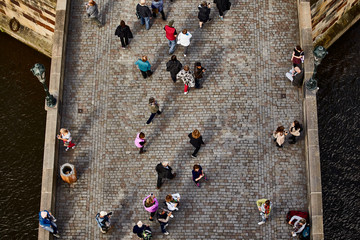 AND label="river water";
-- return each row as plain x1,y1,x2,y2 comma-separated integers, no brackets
316,21,360,239
0,32,50,239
